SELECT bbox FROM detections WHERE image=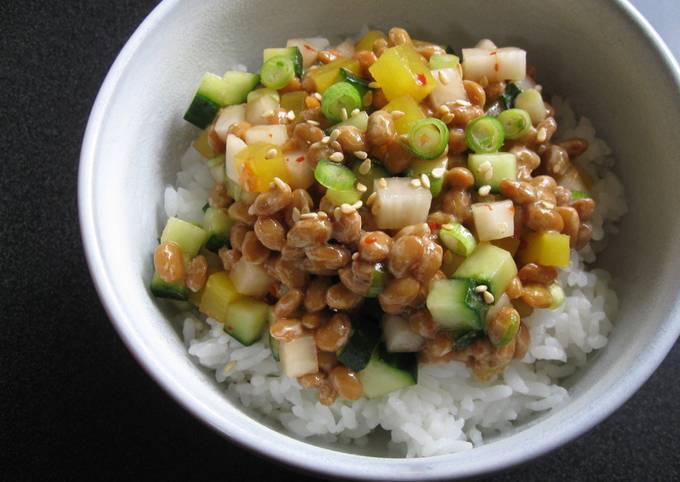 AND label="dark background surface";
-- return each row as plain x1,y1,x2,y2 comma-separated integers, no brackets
2,1,679,480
